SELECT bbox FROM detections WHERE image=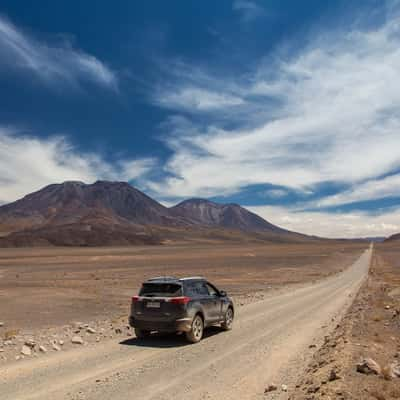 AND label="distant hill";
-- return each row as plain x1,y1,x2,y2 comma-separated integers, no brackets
170,198,290,233
385,233,400,242
0,181,313,247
